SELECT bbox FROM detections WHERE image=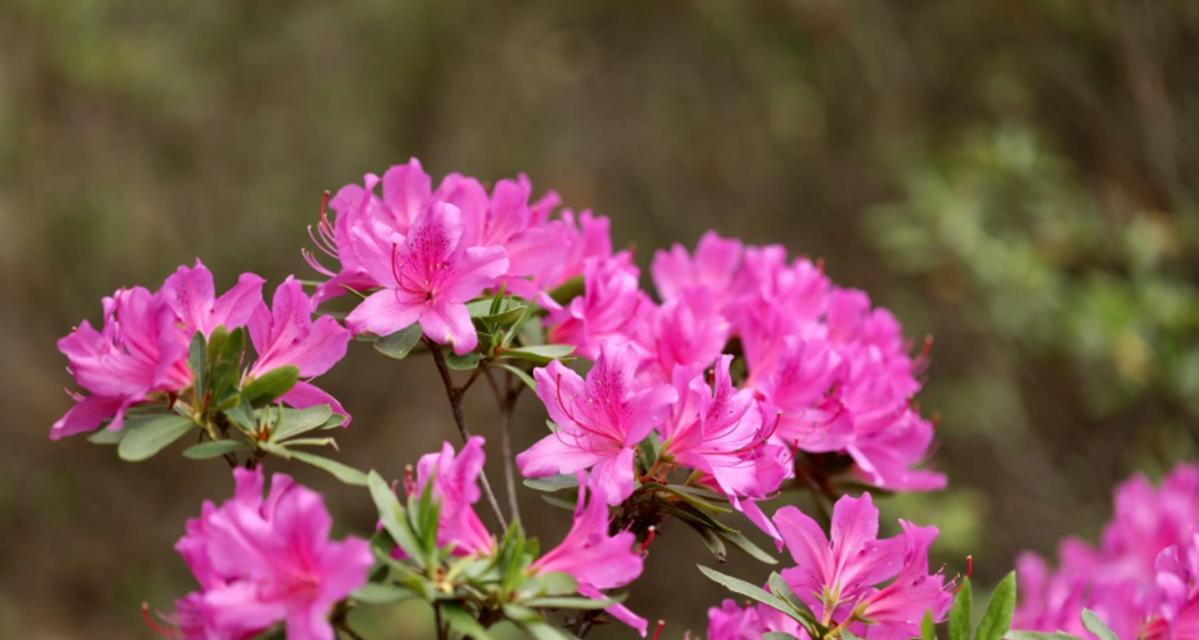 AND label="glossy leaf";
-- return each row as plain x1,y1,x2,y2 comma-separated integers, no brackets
950,578,972,640
974,572,1016,640
1080,610,1117,640
117,414,196,462
183,439,250,460
270,404,333,442
352,583,416,605
441,602,494,640
697,564,798,622
367,470,424,565
500,344,574,365
242,365,300,405
373,324,423,360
